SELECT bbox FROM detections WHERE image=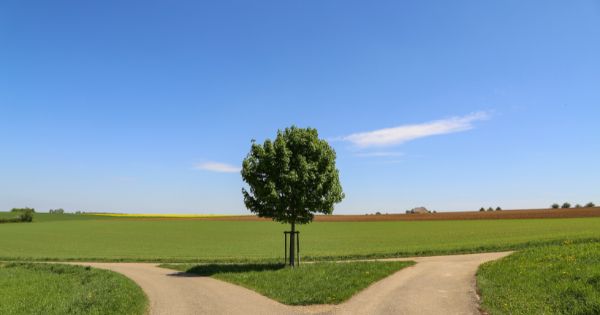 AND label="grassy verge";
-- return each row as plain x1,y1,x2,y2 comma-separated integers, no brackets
0,263,147,315
161,261,414,305
477,241,600,315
